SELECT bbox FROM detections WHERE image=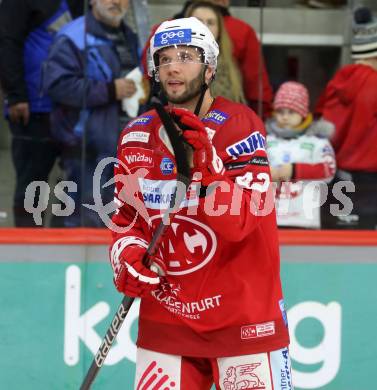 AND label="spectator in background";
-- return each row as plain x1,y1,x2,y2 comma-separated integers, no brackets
178,0,273,116
0,0,73,227
143,0,273,118
185,1,245,103
43,0,141,227
316,7,377,230
266,81,336,229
